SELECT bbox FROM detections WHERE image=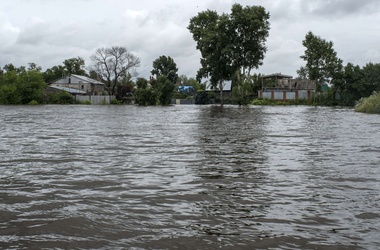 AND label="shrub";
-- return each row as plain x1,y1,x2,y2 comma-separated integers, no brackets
110,99,123,105
80,100,92,105
194,90,210,104
355,91,380,114
28,100,39,105
47,91,74,104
